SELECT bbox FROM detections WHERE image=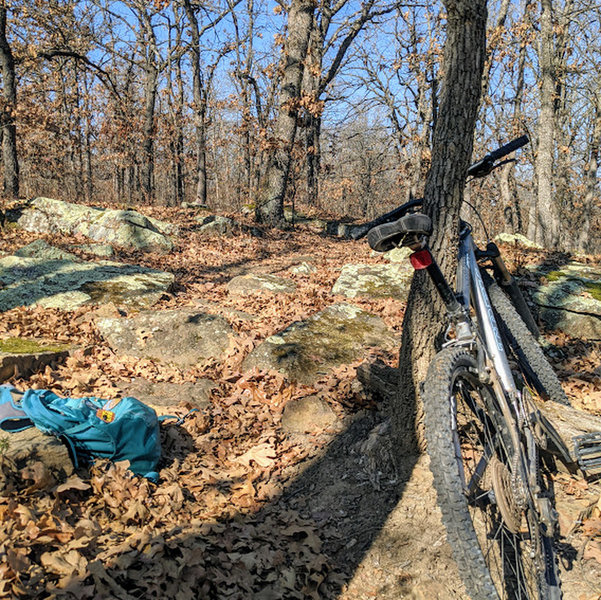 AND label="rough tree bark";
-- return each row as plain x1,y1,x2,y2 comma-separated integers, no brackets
529,0,561,247
255,0,315,226
0,2,19,198
392,0,488,456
